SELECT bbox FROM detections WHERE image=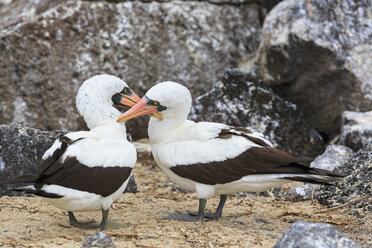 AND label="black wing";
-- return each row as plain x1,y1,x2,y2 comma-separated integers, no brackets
170,127,342,185
34,136,132,197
